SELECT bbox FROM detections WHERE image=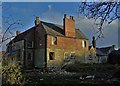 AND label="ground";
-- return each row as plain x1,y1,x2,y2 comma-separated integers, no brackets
23,63,120,85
